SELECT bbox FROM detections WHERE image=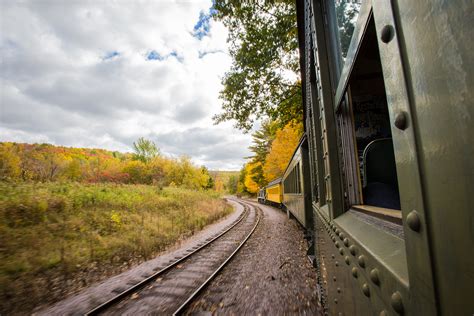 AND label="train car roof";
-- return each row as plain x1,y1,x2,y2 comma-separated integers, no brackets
282,134,307,177
267,177,283,187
